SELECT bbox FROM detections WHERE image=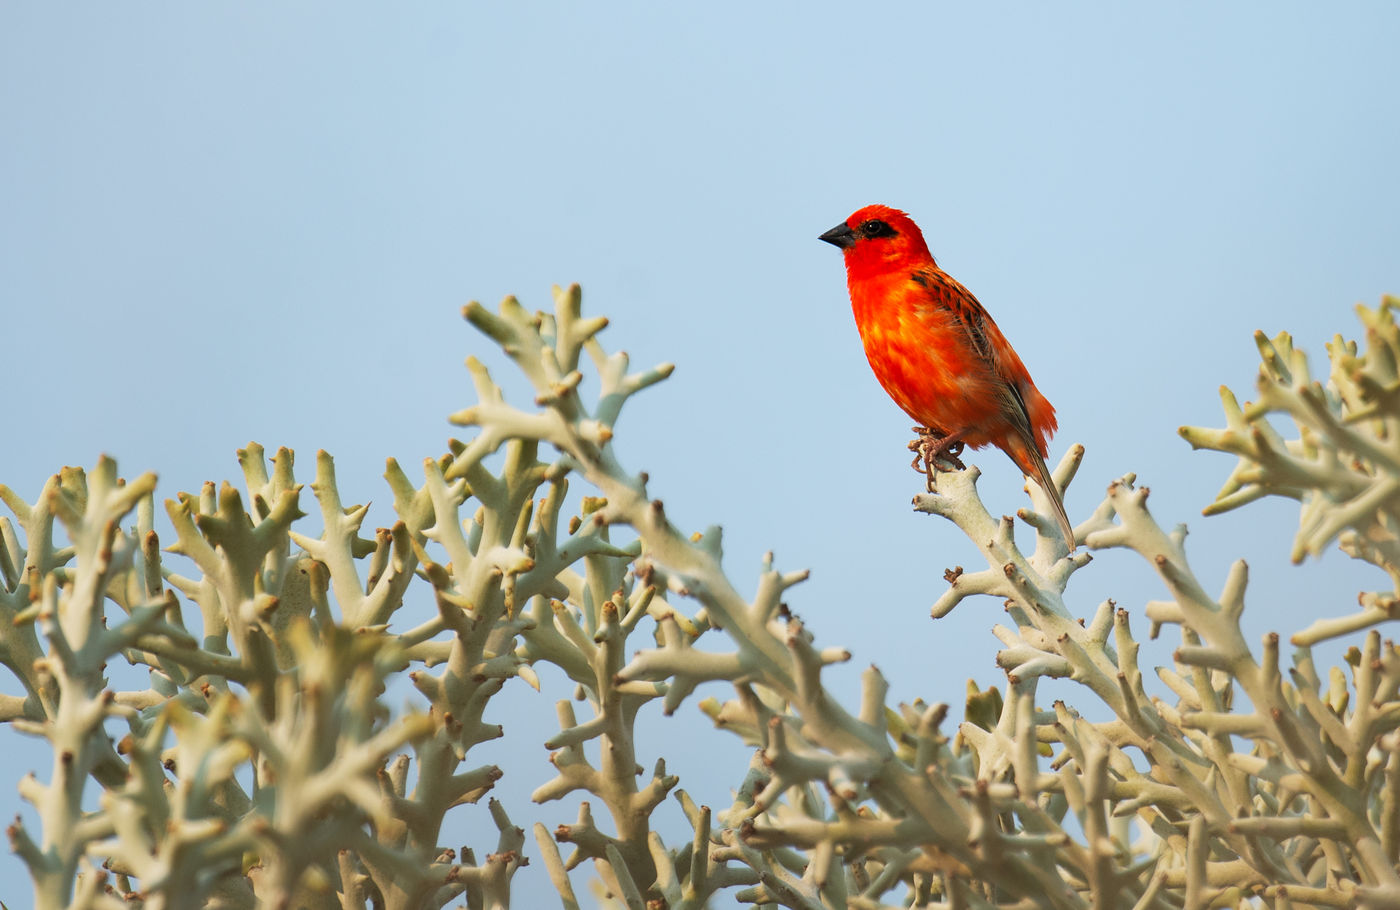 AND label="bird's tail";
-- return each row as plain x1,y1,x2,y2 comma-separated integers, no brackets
1008,438,1075,550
